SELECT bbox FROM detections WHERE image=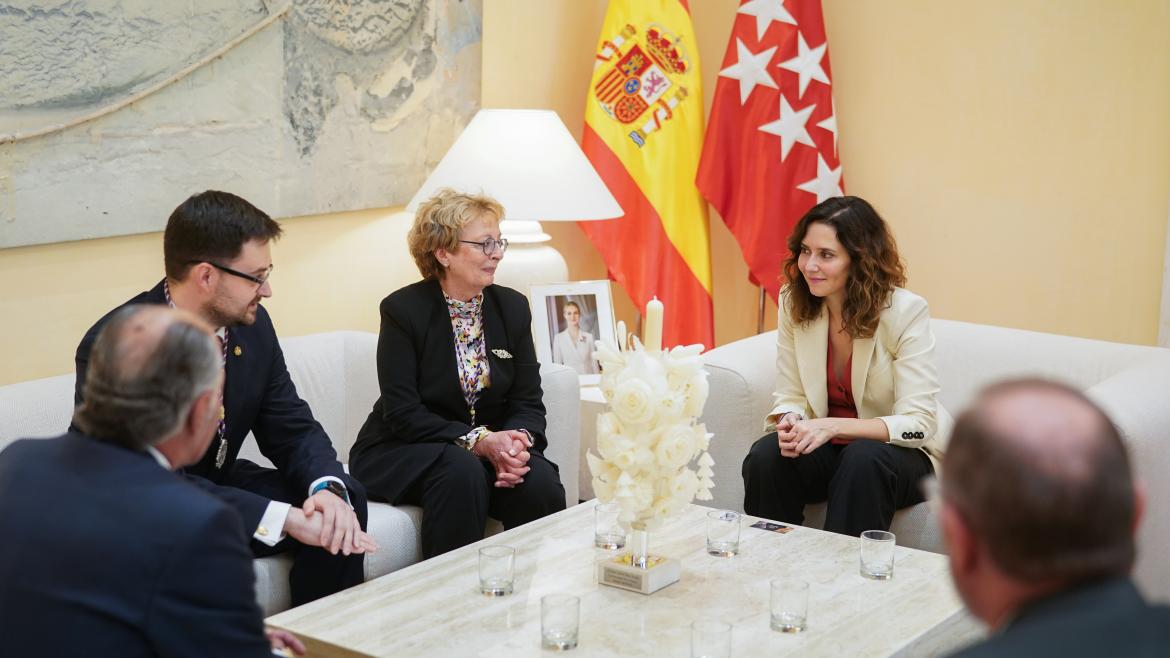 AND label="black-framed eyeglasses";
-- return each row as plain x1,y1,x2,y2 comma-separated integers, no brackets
459,237,509,256
188,260,274,286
